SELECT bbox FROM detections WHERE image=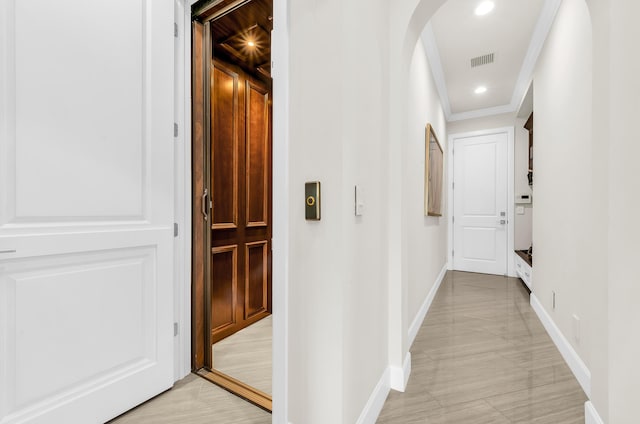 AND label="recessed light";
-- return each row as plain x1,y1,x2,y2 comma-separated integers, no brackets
475,86,487,94
247,40,255,47
474,1,495,16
